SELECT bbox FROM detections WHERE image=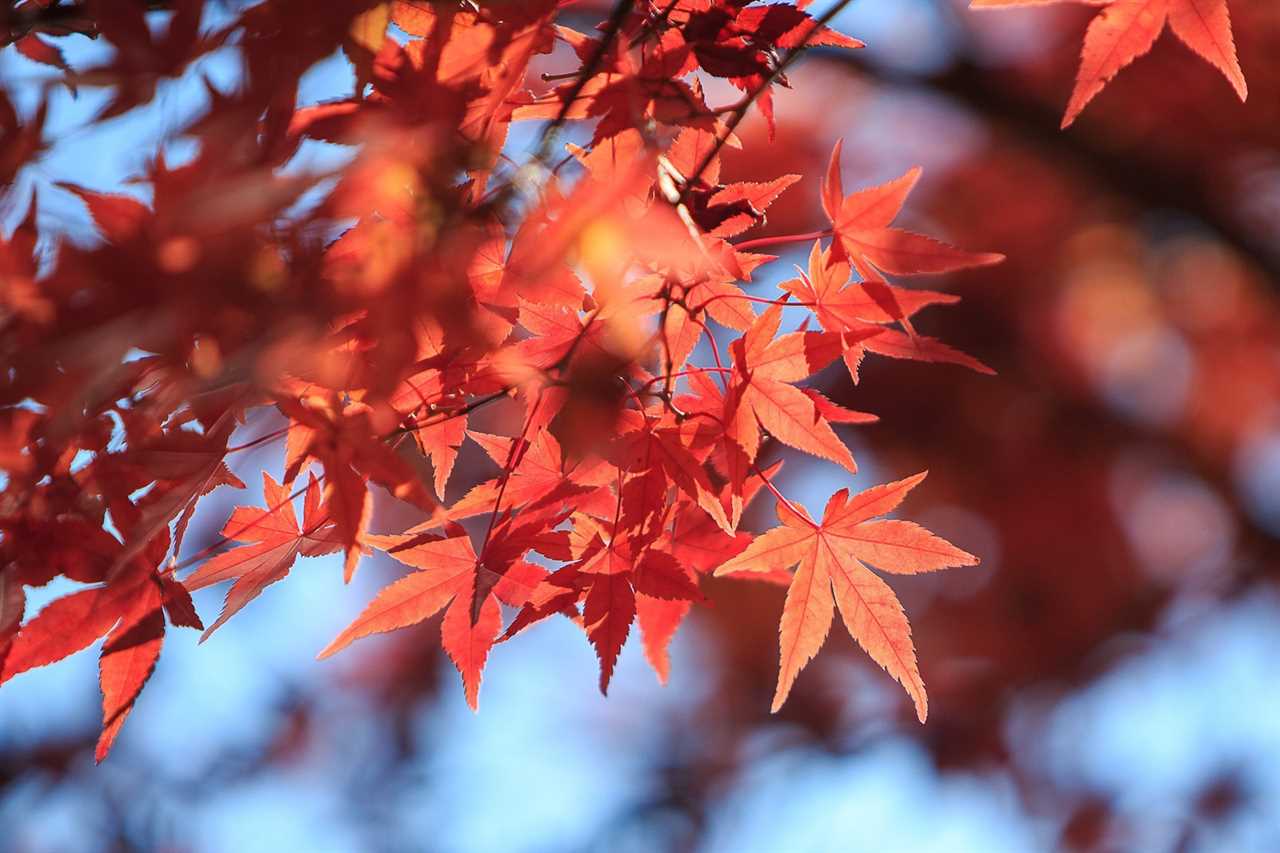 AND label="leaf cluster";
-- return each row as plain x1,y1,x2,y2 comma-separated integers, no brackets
0,0,1244,759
